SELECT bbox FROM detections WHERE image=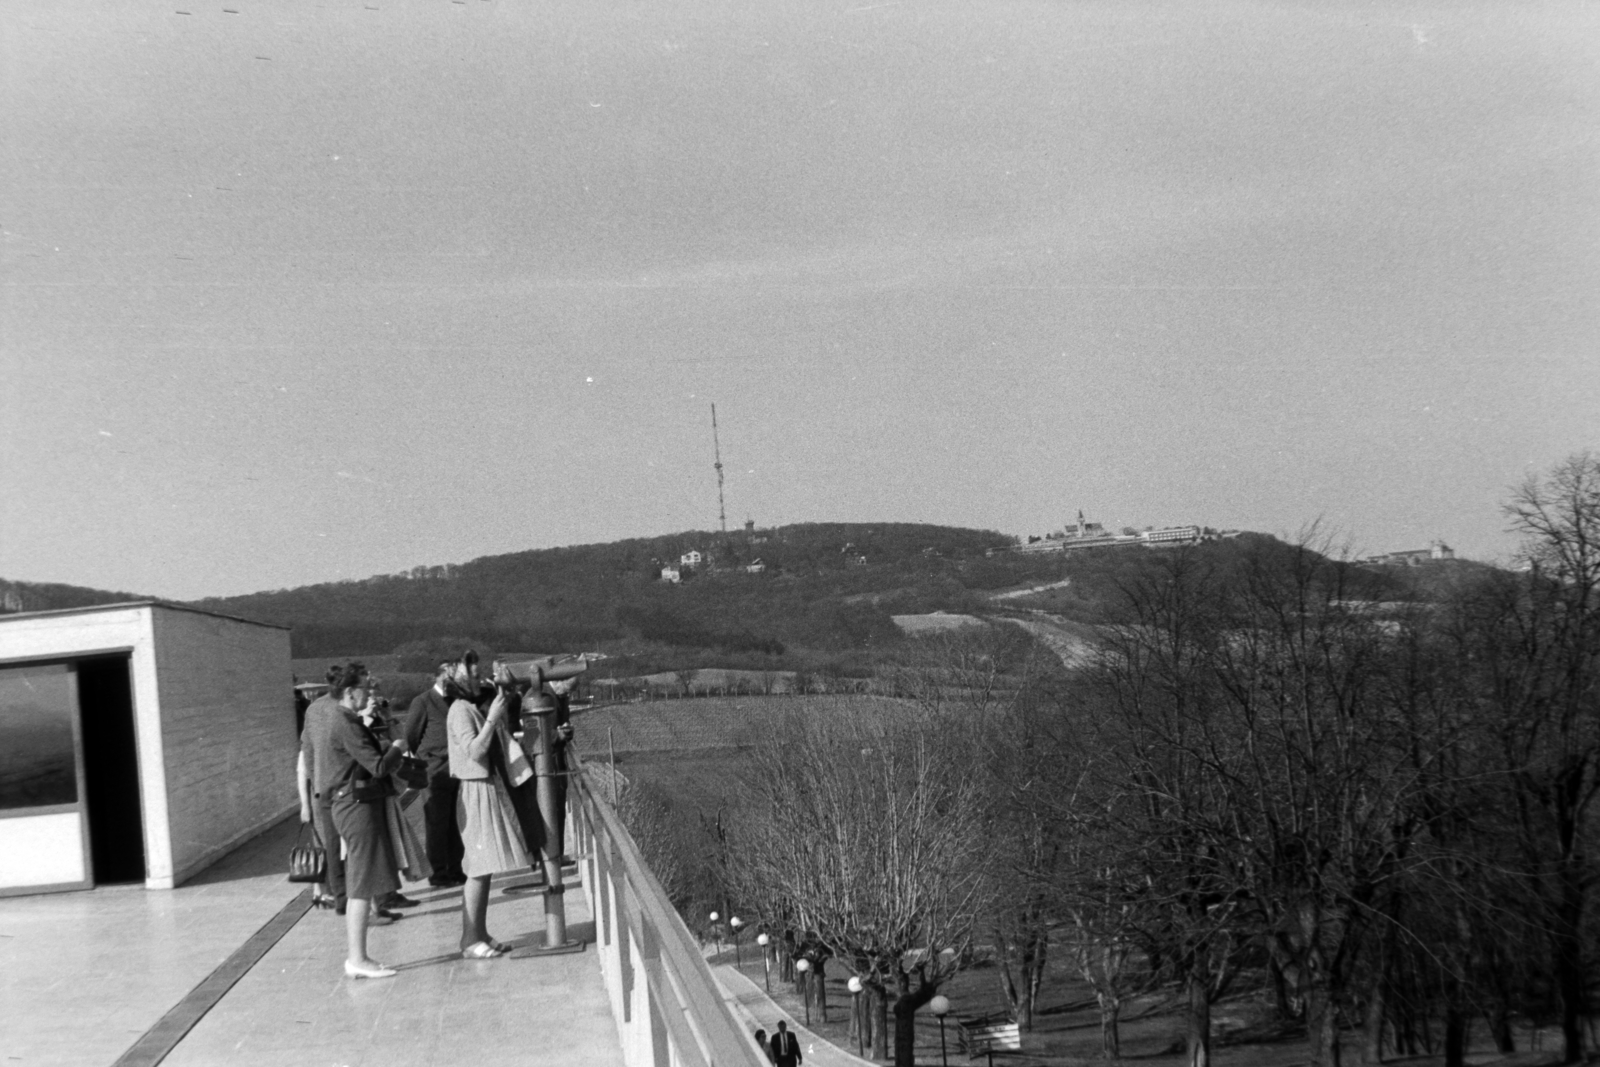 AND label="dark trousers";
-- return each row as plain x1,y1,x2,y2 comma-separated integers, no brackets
424,771,465,881
549,765,568,860
312,800,346,907
507,776,545,862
